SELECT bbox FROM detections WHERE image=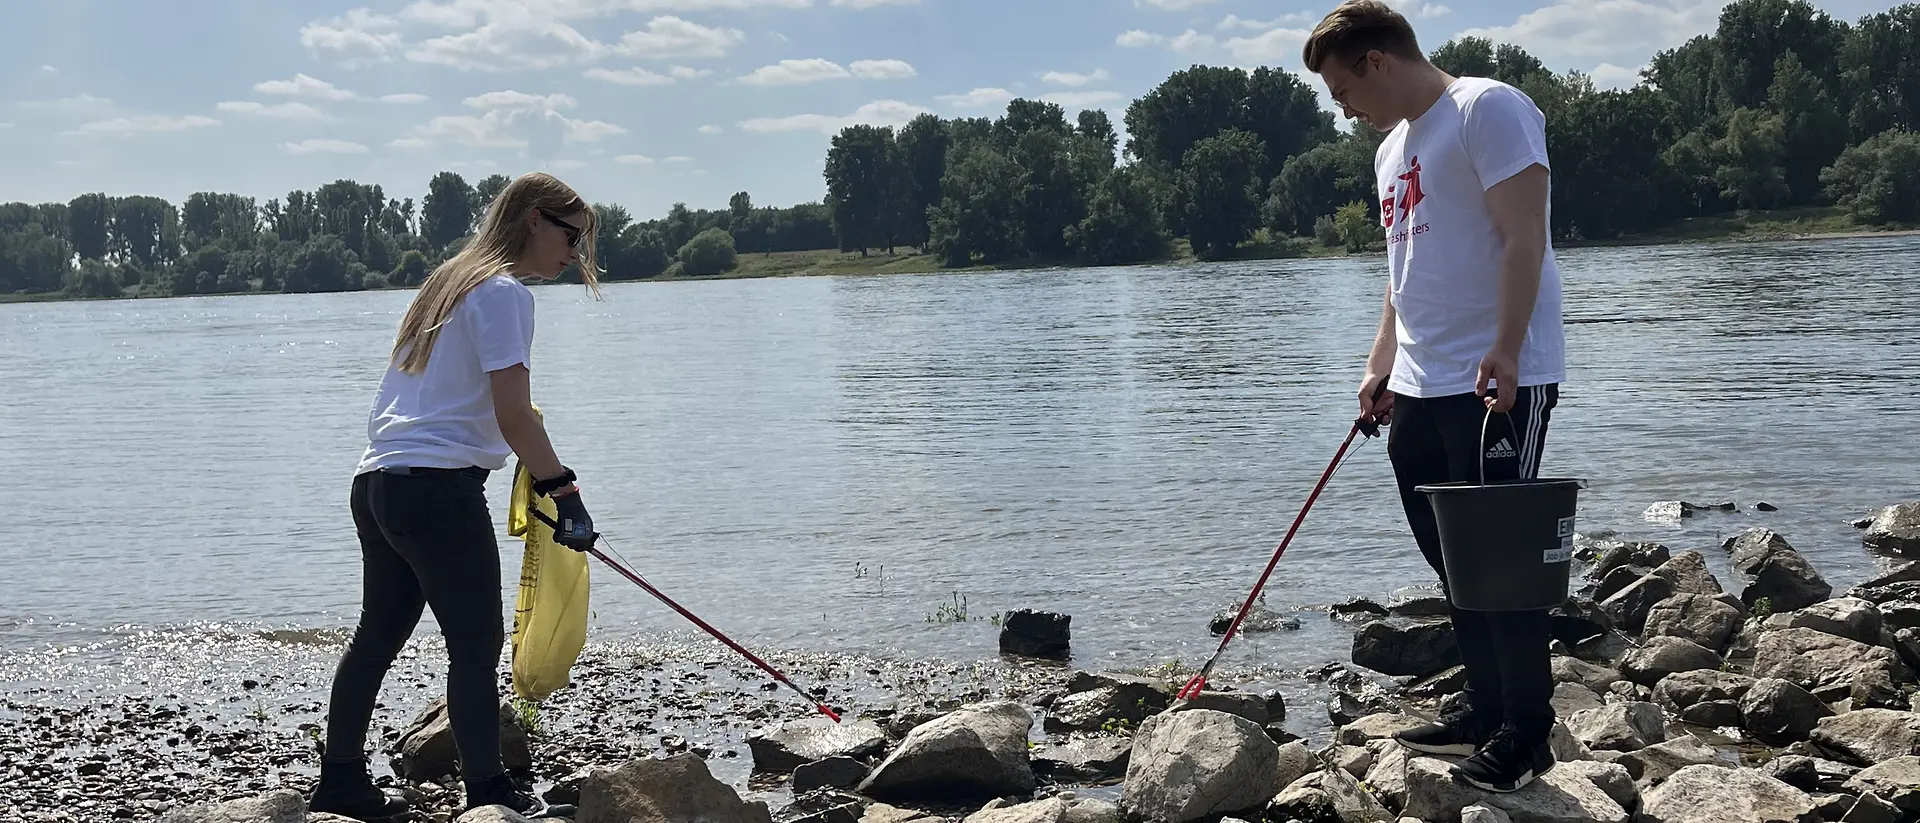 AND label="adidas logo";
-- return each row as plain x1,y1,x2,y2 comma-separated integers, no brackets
1485,438,1516,459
